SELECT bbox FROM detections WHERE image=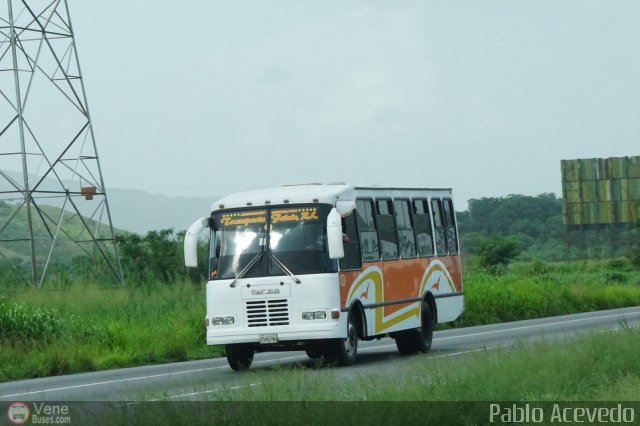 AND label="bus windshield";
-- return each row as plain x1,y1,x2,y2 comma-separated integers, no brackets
210,205,336,280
